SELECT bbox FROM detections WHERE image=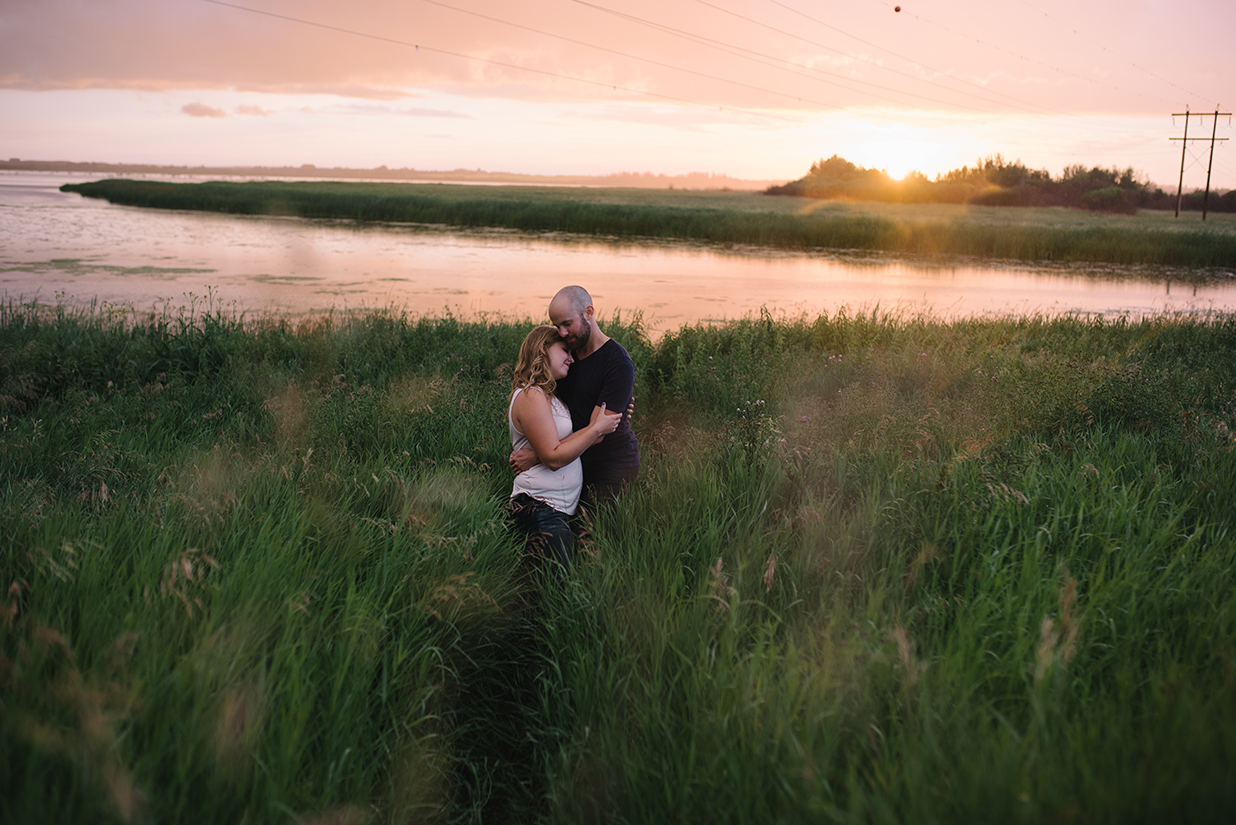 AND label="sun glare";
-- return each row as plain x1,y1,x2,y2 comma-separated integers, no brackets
851,136,958,184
